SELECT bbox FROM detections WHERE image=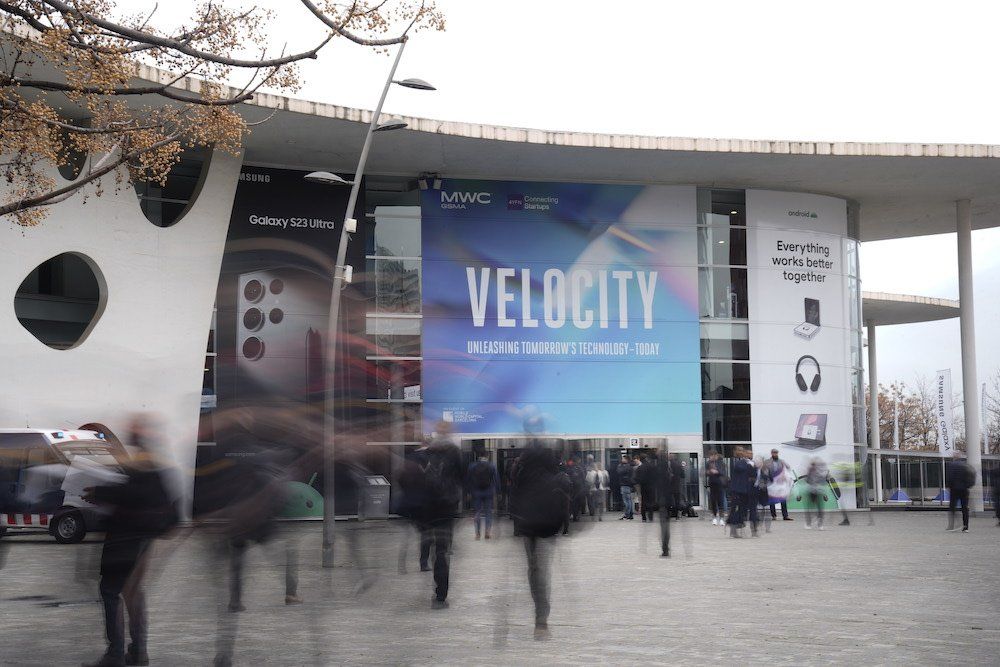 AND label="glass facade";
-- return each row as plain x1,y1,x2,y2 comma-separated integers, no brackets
364,179,423,446
698,189,751,463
